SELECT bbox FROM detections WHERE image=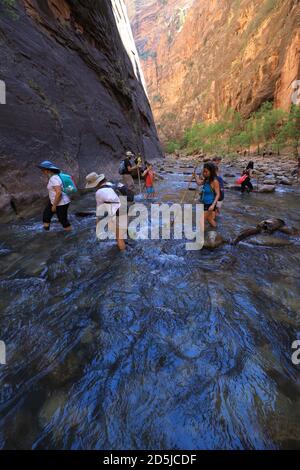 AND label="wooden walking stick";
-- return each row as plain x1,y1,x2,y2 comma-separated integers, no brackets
180,167,197,204
137,167,142,194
